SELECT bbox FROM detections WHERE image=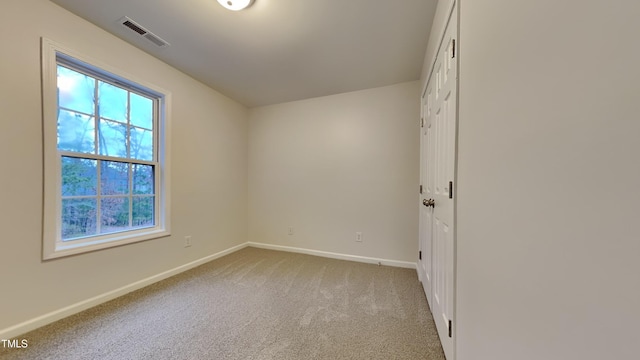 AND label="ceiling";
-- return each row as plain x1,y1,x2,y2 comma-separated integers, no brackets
50,0,437,107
